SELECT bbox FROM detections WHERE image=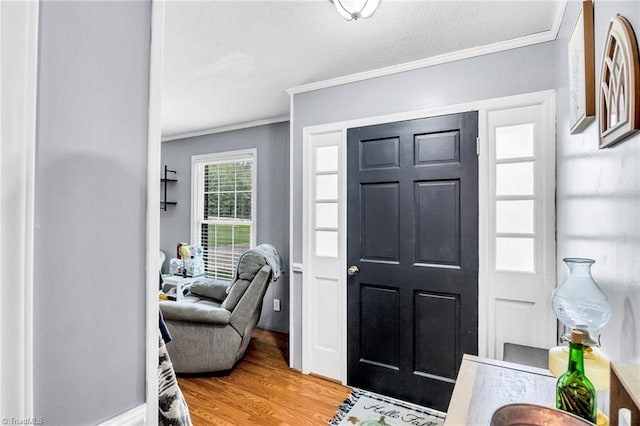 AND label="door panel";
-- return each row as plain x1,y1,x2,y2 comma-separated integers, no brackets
414,292,459,380
414,131,459,164
361,183,400,262
360,137,400,169
415,180,460,266
347,112,478,412
361,284,400,369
